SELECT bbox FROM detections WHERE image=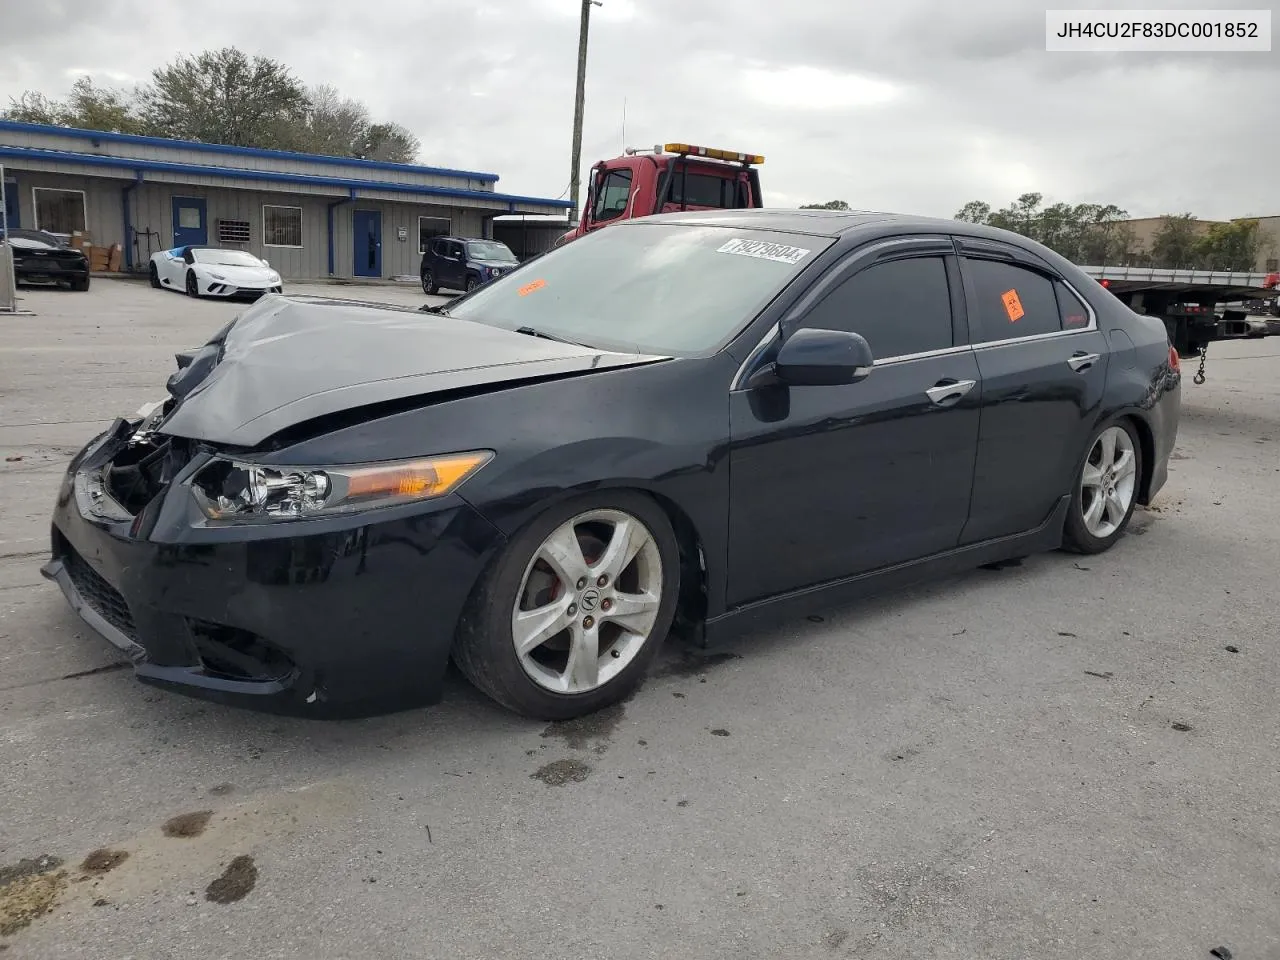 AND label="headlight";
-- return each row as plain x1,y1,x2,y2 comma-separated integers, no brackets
190,451,493,523
209,272,226,281
268,273,281,283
